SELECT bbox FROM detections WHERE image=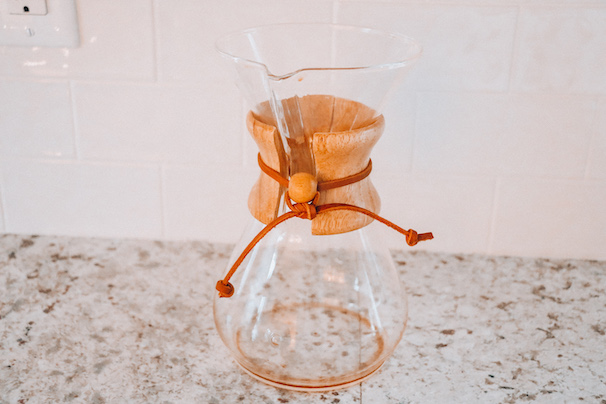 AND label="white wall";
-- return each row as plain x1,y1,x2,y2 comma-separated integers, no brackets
0,0,604,260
